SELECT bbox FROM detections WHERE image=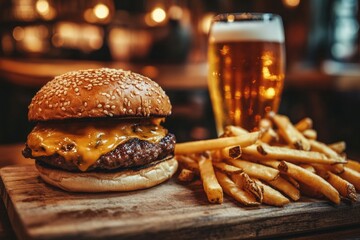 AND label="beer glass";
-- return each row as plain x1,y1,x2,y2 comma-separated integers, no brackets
208,13,285,134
